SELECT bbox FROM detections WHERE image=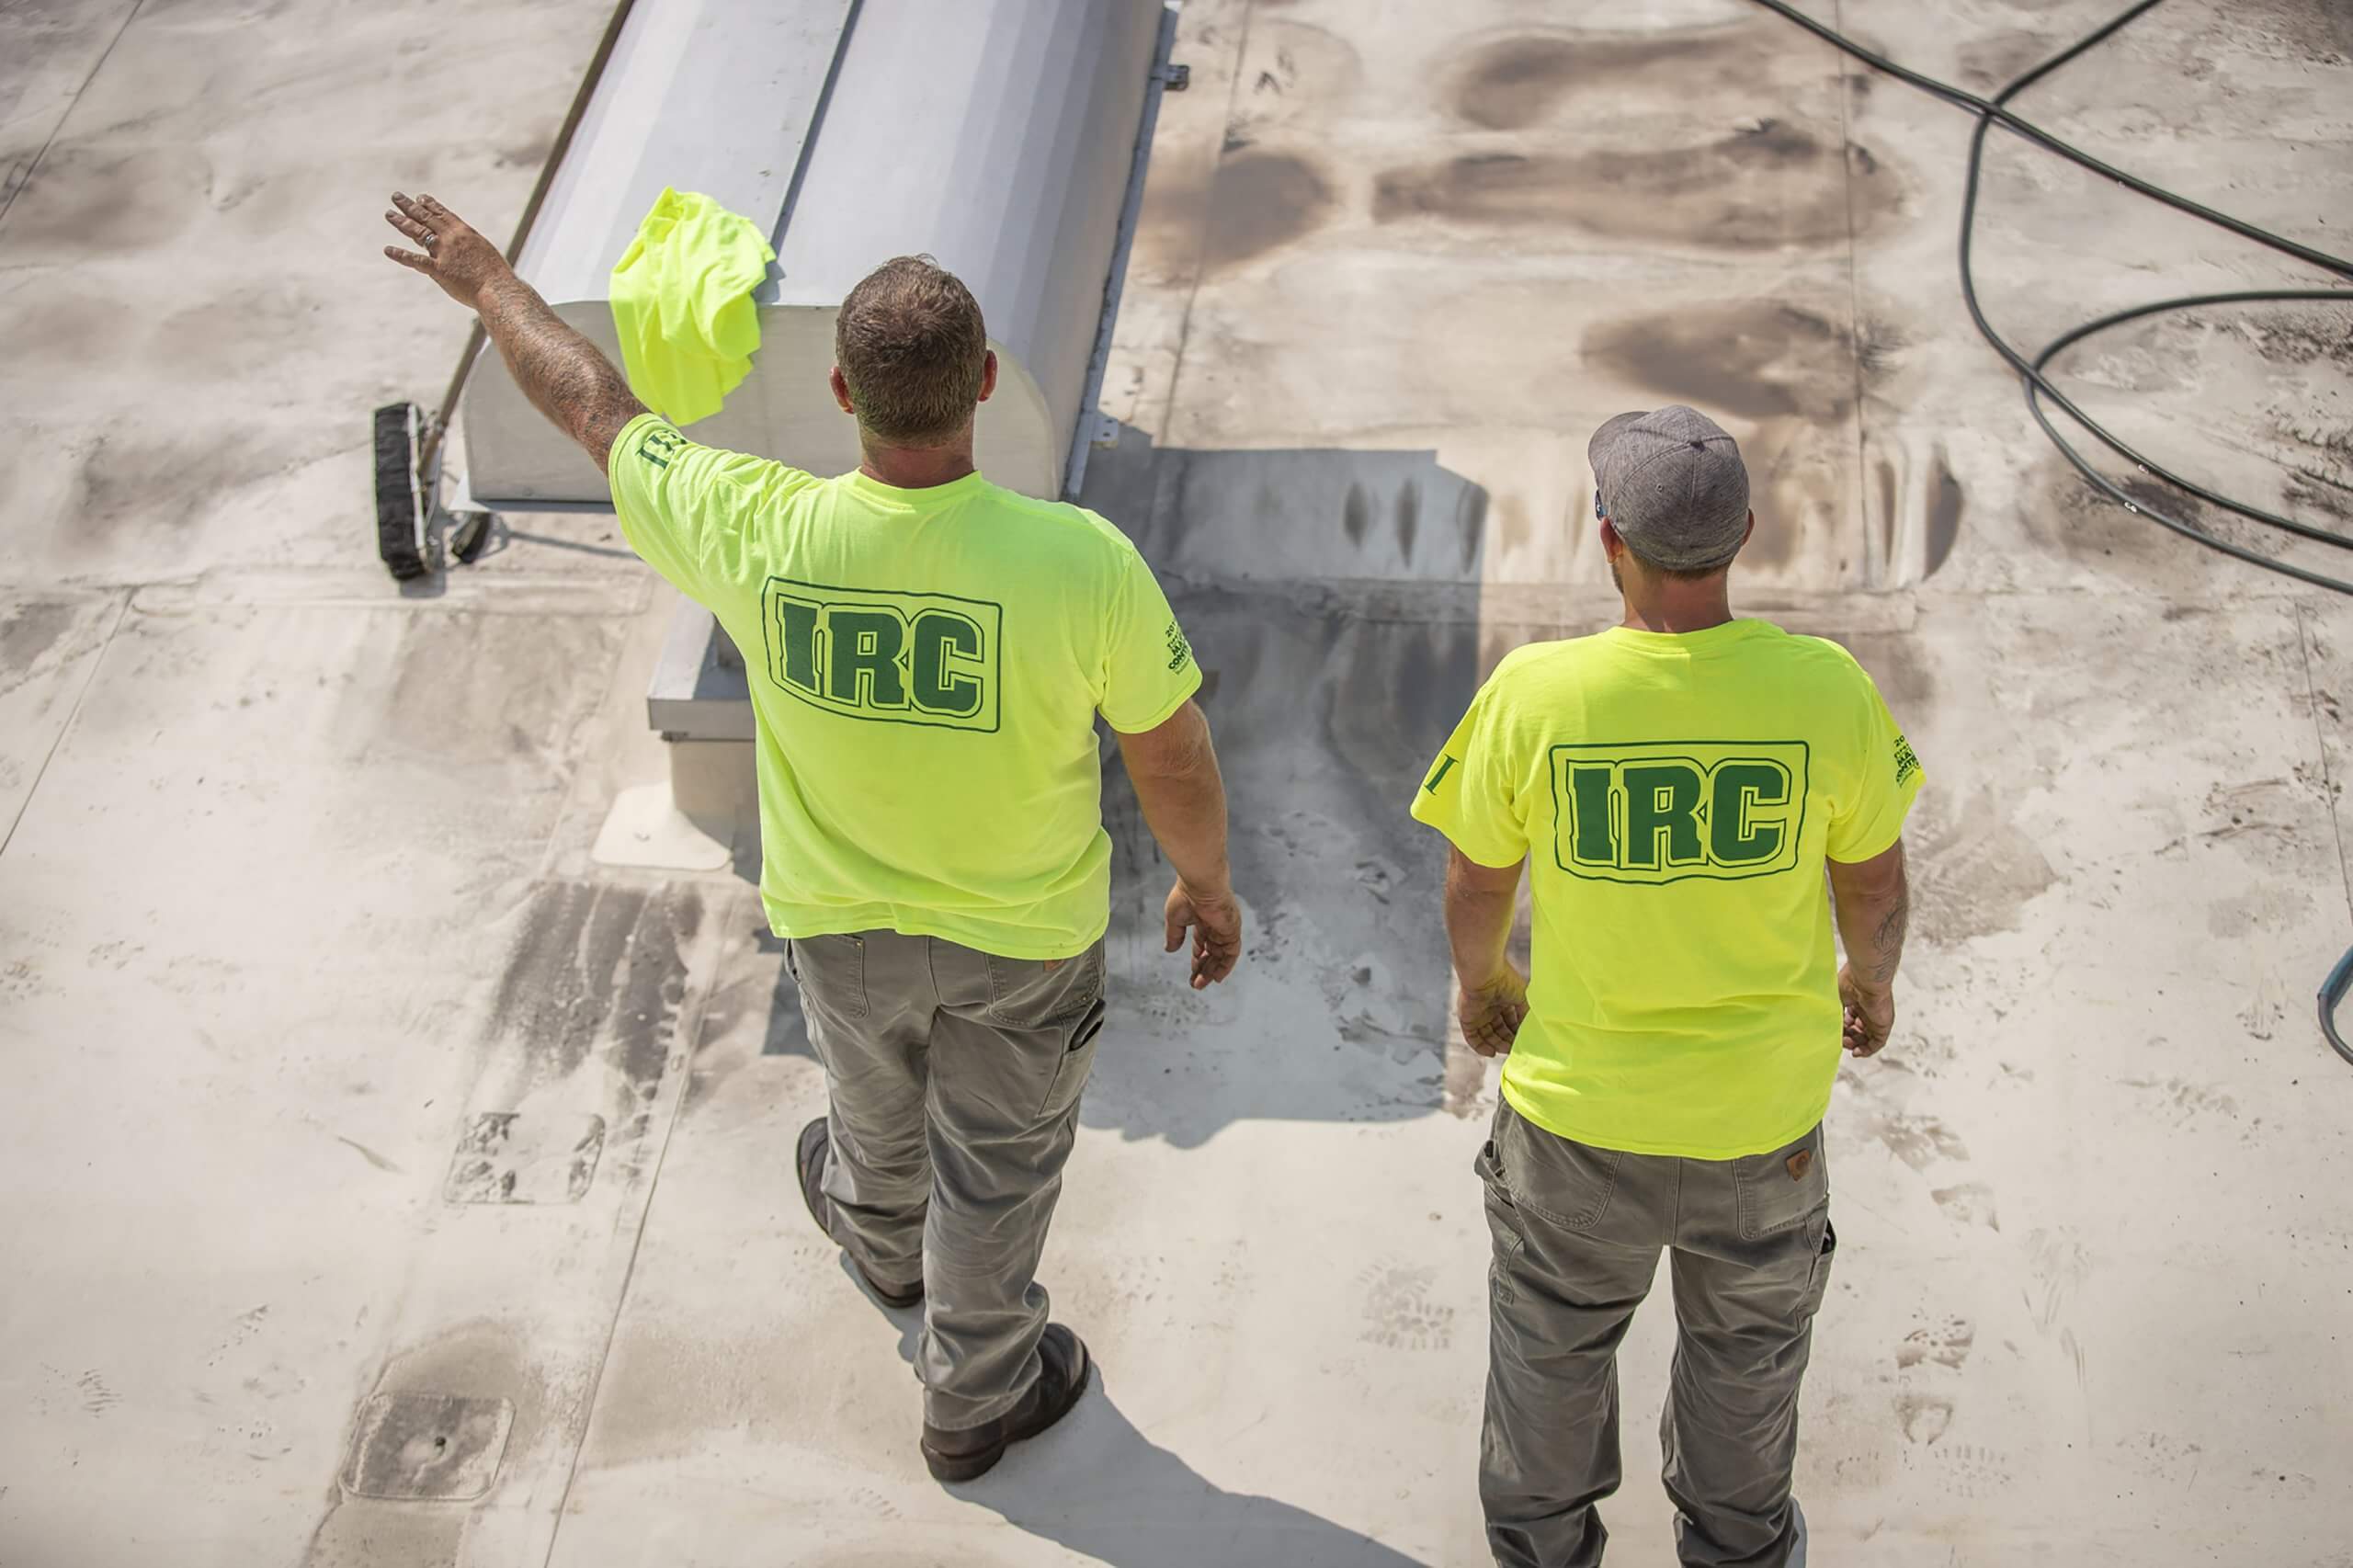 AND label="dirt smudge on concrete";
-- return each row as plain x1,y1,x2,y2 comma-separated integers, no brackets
1582,301,1853,421
1202,151,1336,273
1375,119,1895,250
2245,0,2353,63
1448,26,1764,131
1931,1181,2001,1231
1239,16,1366,109
1,142,214,257
65,429,284,536
307,1317,551,1563
1957,28,2064,89
487,881,701,1107
0,601,78,690
1908,789,2058,943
